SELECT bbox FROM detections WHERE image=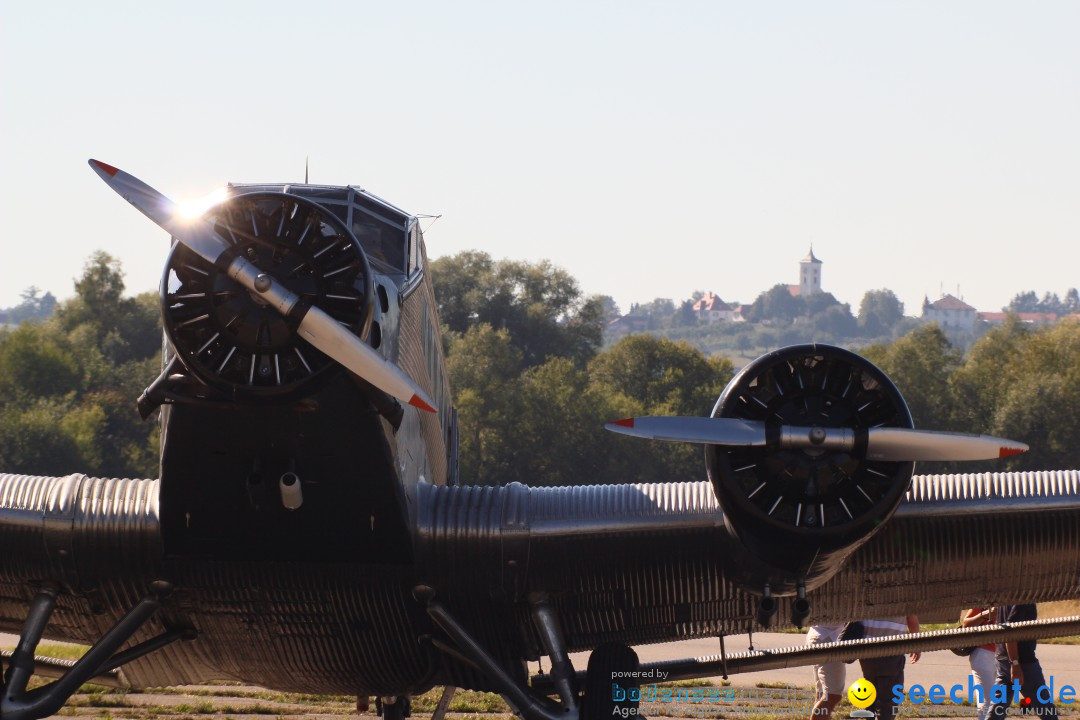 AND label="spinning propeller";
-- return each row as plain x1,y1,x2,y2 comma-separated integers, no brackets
605,416,1028,461
89,159,436,412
